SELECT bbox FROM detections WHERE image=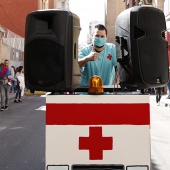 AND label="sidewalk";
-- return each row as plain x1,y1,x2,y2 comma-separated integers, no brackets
150,95,170,107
